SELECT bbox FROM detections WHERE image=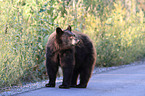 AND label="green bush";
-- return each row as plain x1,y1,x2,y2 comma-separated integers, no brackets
0,0,58,88
0,0,145,89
